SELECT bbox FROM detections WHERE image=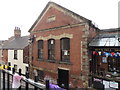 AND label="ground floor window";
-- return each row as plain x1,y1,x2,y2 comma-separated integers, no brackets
37,70,44,81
